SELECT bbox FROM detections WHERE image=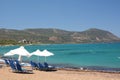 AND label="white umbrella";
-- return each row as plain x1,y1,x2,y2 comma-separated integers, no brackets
41,49,54,62
4,50,14,56
30,49,54,62
30,49,42,62
10,46,30,62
